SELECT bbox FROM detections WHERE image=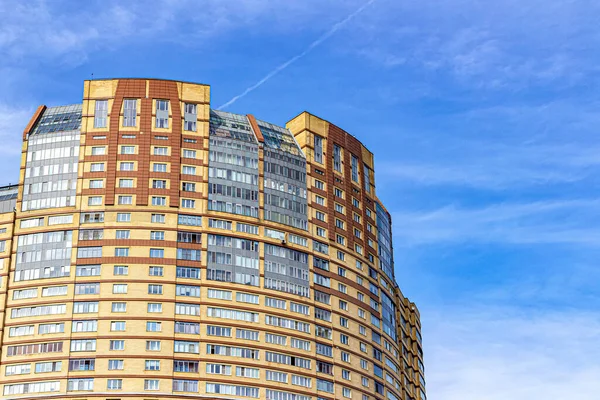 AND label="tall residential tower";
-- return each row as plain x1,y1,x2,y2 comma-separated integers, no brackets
0,79,425,400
